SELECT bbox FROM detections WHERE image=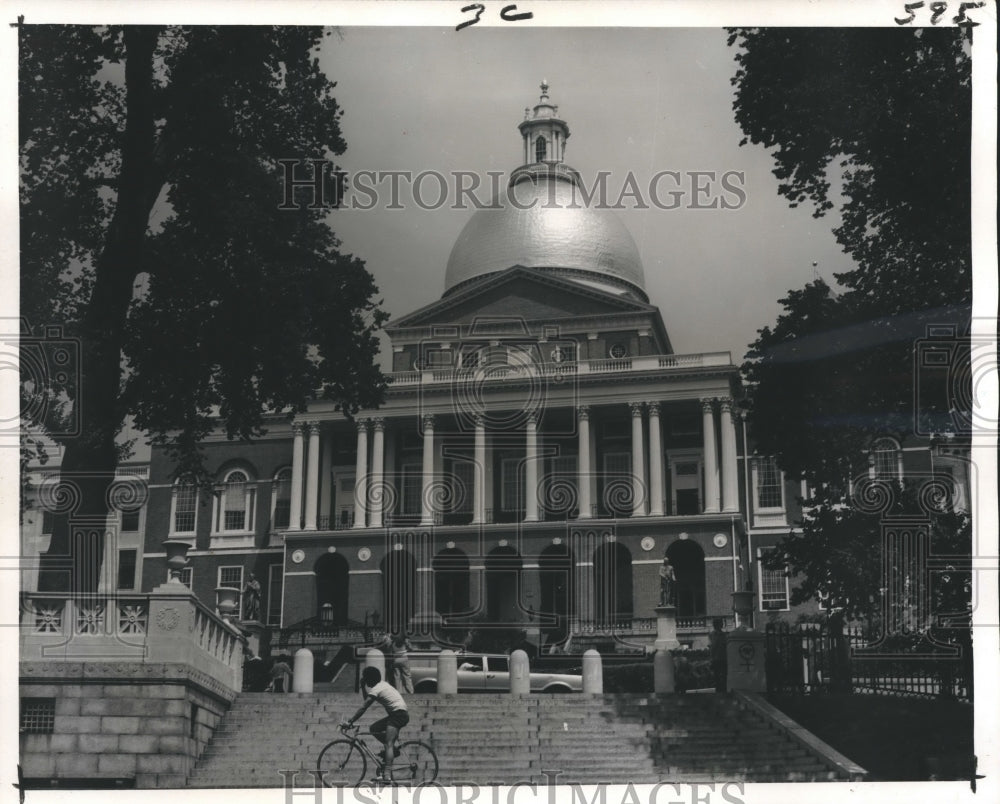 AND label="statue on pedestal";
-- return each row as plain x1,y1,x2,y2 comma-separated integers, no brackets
658,555,676,607
243,573,262,621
